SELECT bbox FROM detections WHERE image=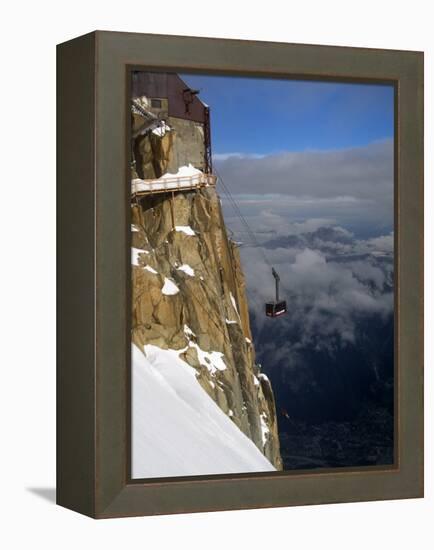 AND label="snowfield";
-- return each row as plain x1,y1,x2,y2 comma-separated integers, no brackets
132,344,275,478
